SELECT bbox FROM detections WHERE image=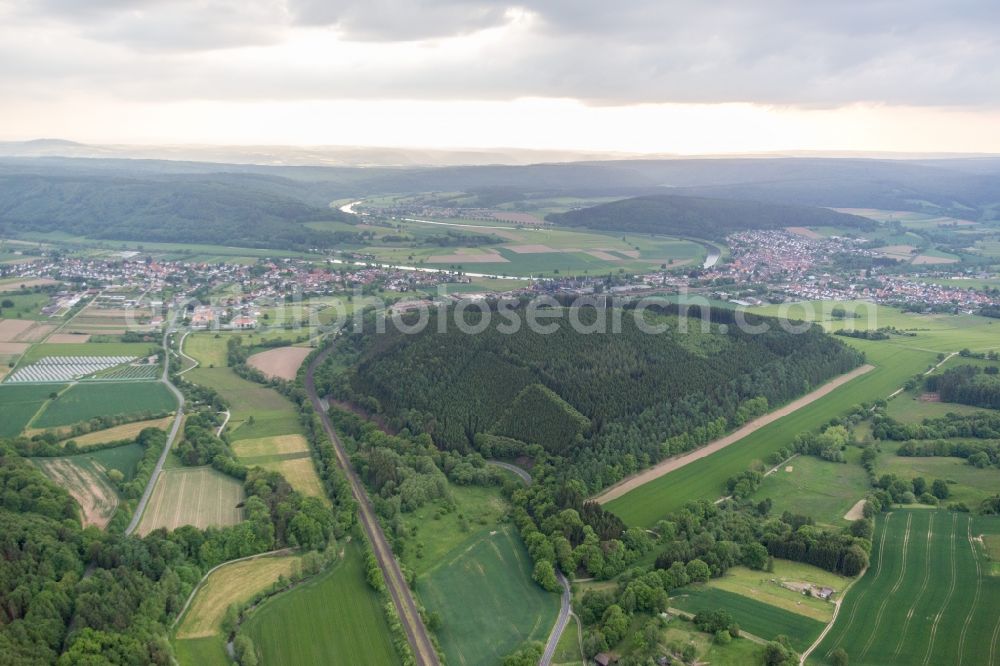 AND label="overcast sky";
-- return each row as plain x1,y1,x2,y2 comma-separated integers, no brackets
2,0,1000,153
